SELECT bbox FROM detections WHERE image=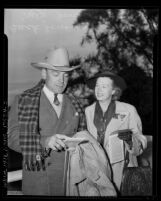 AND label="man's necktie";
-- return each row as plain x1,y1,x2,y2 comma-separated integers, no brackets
53,94,60,106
